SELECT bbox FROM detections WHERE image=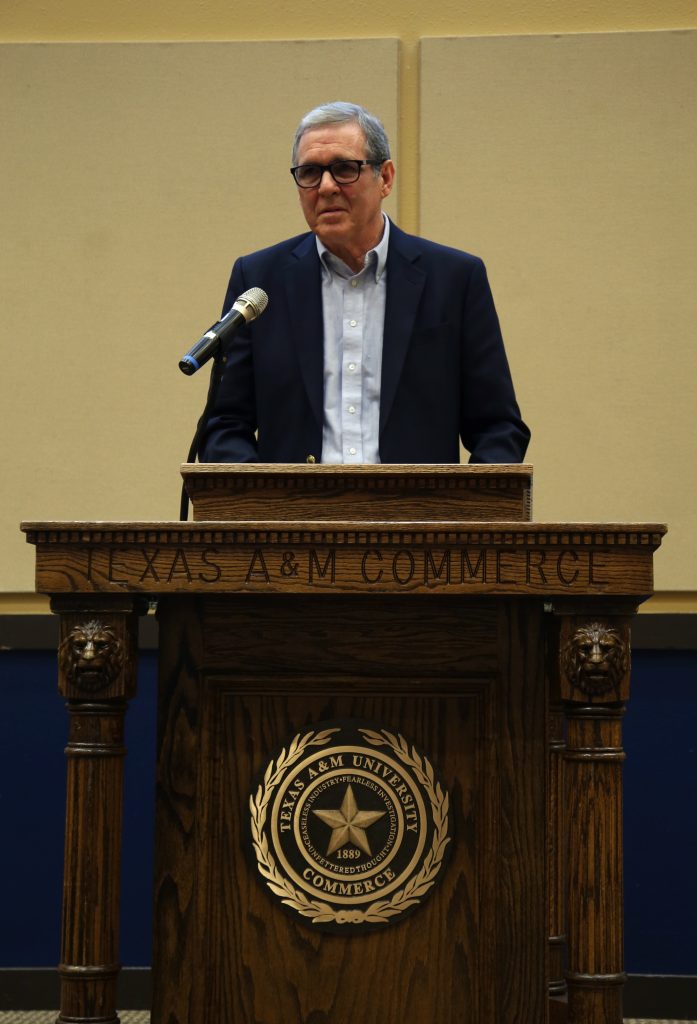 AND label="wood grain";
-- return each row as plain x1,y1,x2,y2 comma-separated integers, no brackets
51,597,143,1024
22,467,664,1024
546,614,568,1000
23,522,665,599
152,595,546,1024
182,463,533,523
